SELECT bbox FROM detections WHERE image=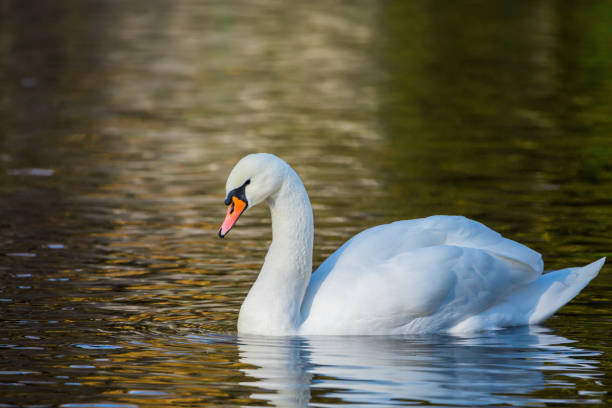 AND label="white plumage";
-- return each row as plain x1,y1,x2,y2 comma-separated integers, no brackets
220,153,604,335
